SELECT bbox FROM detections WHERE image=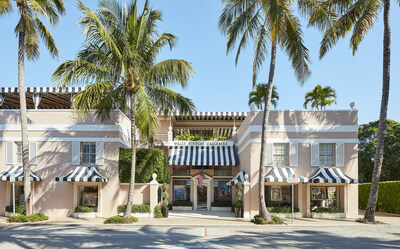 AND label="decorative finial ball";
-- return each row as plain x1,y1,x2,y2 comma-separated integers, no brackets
350,102,356,109
244,174,249,181
152,173,157,181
